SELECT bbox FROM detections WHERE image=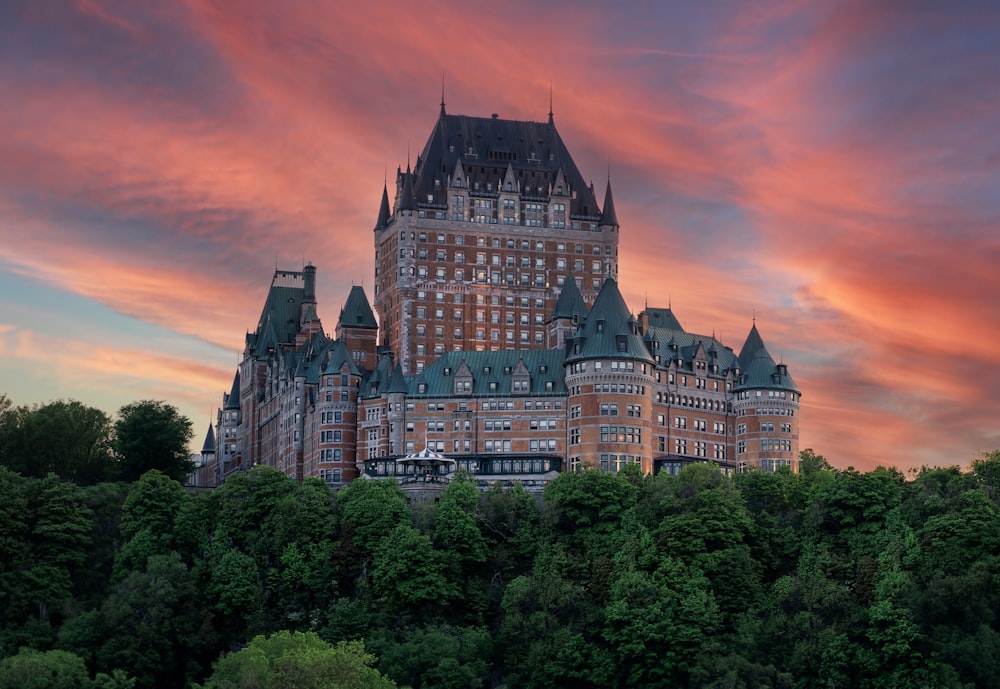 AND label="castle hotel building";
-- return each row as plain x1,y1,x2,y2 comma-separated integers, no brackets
200,104,801,488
